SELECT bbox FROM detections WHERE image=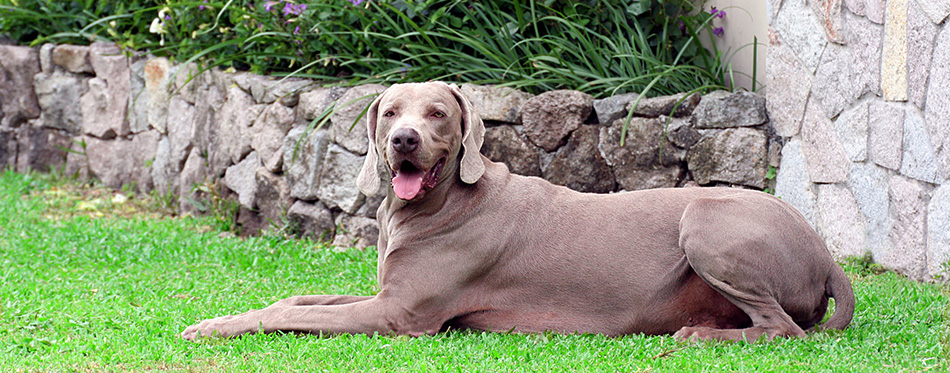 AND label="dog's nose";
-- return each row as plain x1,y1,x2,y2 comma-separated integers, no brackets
391,128,420,154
